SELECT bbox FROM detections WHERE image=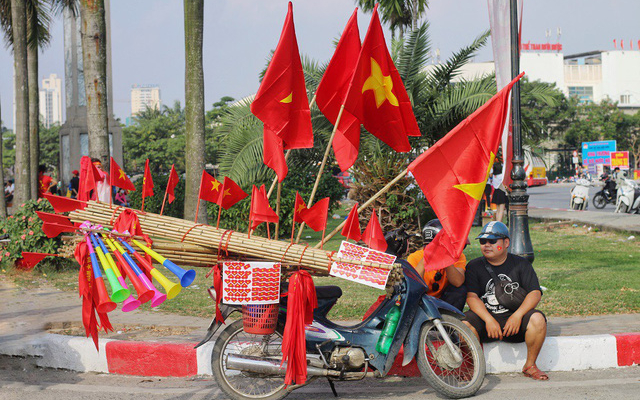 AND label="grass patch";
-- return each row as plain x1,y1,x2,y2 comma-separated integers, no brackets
2,215,639,319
